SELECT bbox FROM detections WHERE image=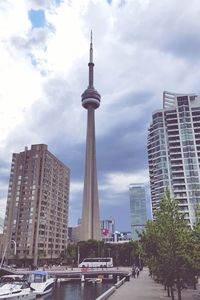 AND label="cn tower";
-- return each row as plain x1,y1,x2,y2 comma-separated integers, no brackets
80,32,101,241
